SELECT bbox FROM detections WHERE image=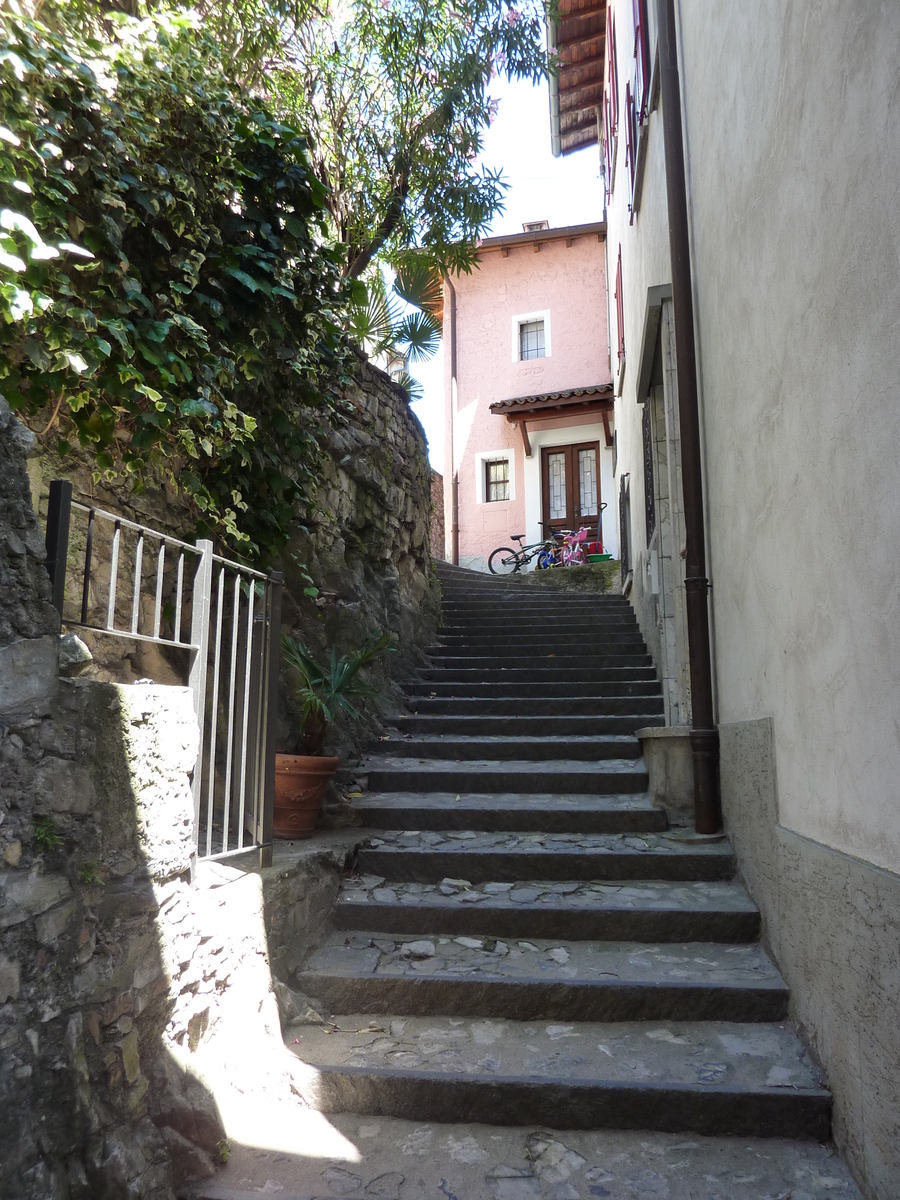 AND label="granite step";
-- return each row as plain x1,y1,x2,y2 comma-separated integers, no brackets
429,653,652,668
191,1115,864,1200
334,877,762,942
299,934,789,1023
391,713,664,736
363,756,649,796
352,791,666,832
436,628,648,648
439,619,640,635
429,646,653,663
404,681,663,699
404,696,665,716
417,668,654,686
354,830,734,884
366,735,641,762
439,603,630,618
285,1014,831,1138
